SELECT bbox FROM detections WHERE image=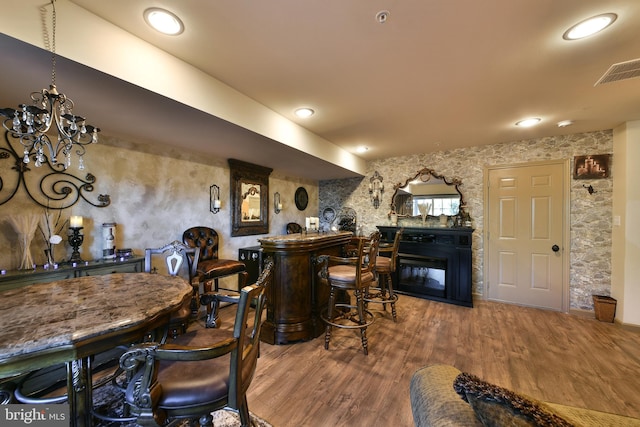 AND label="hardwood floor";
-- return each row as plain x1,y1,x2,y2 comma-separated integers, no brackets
201,295,640,426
